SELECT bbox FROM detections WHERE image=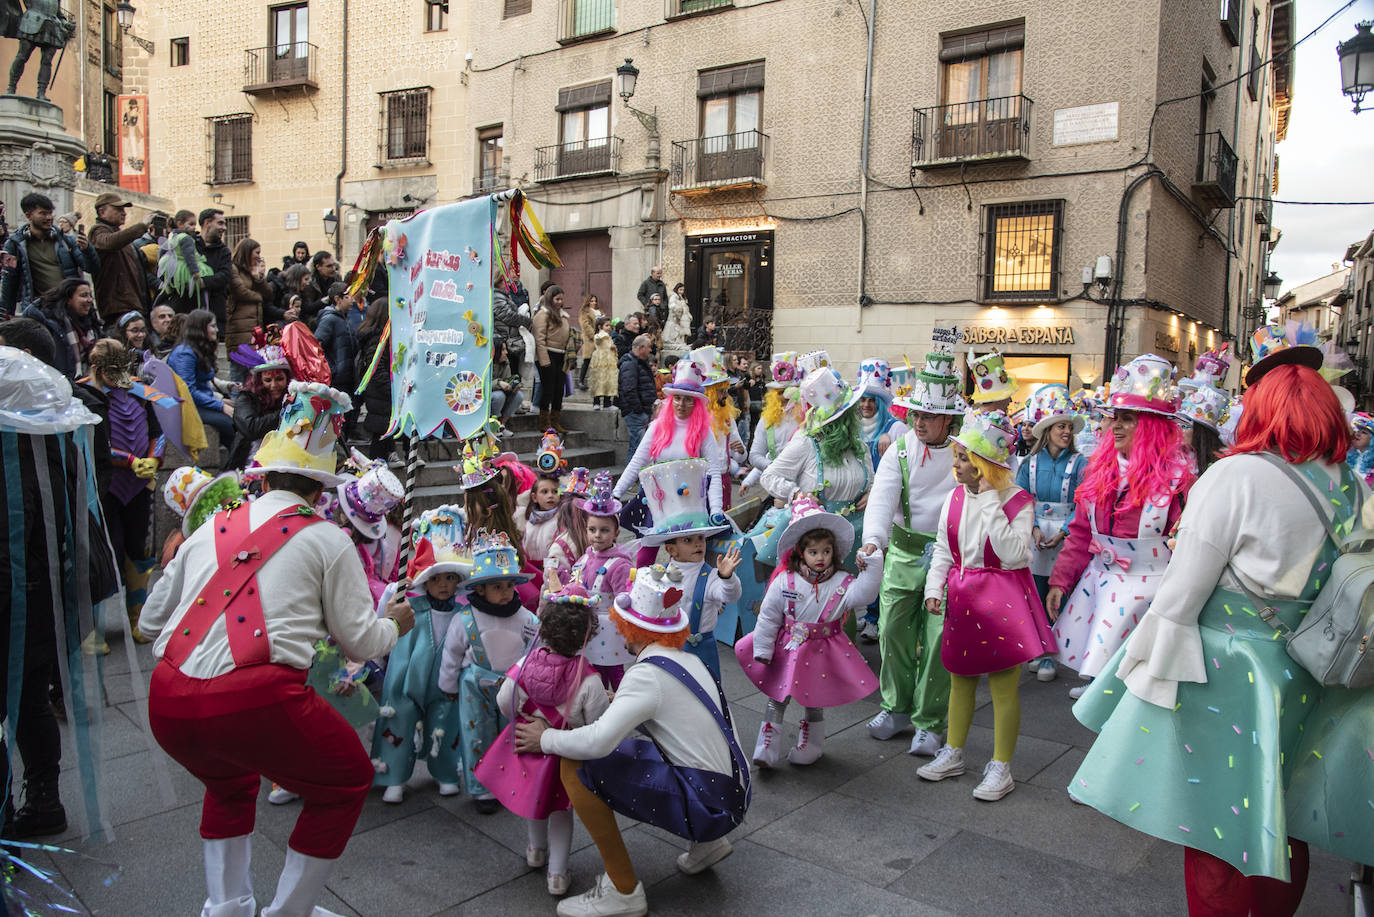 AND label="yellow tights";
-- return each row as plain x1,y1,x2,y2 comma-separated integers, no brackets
560,757,638,894
946,666,1021,762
